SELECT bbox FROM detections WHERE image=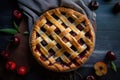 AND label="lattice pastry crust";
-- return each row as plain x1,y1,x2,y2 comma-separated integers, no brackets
30,7,95,72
